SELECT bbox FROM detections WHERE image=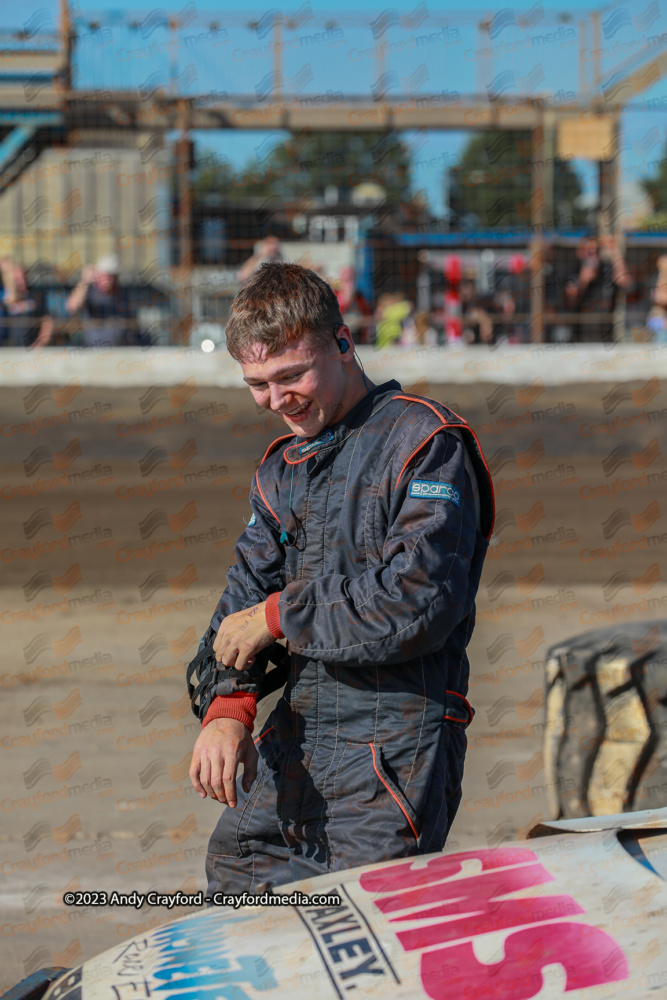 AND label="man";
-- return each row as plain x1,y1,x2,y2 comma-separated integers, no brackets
65,254,136,346
236,235,283,283
575,236,631,342
0,258,54,348
188,262,494,895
